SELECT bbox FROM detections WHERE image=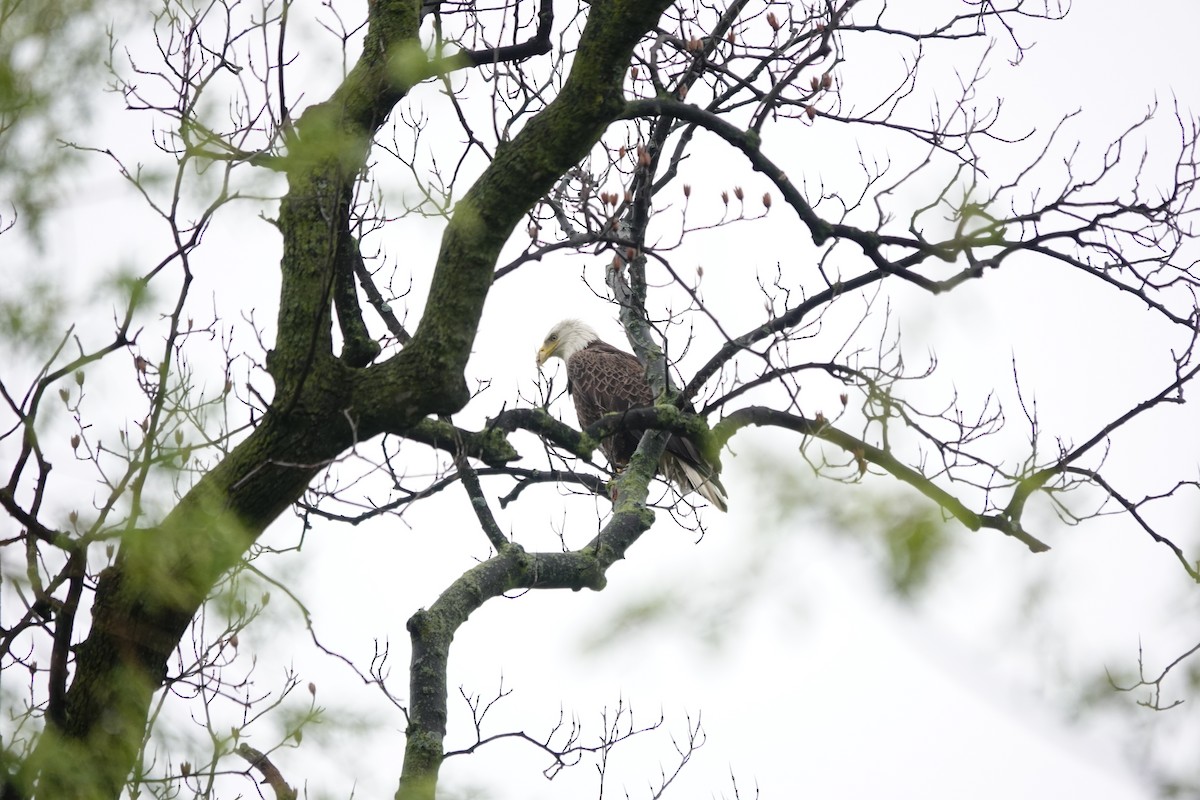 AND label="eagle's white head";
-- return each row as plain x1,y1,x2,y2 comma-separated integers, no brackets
536,319,600,367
